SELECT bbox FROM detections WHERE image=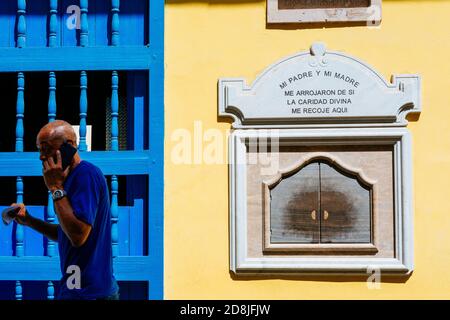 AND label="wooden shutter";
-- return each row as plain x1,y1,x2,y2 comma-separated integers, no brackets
270,162,320,243
319,162,371,243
